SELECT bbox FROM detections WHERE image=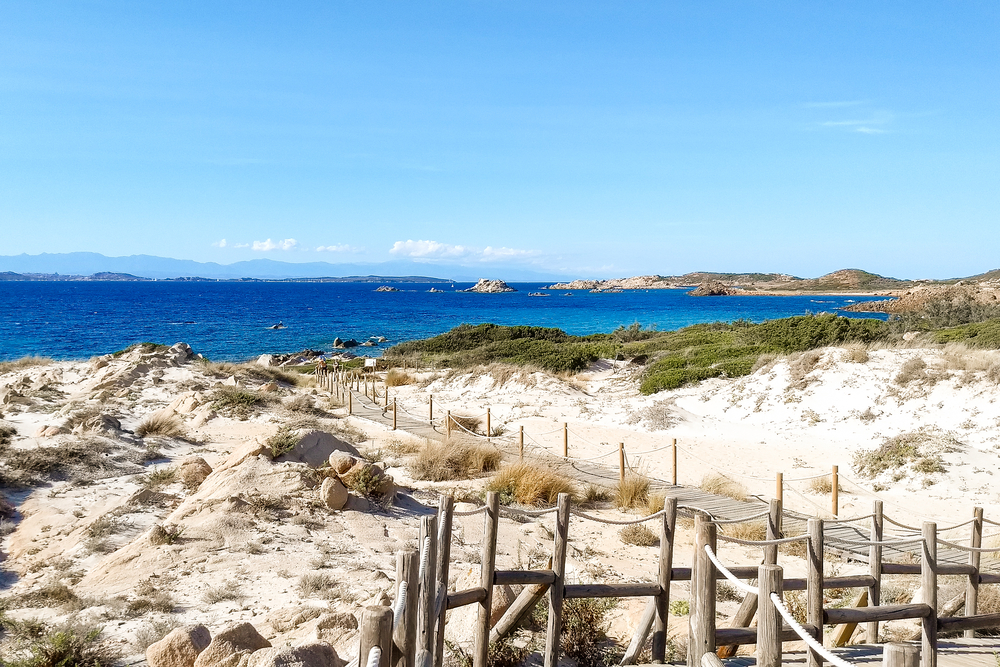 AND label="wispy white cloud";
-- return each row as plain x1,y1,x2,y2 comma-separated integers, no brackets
212,239,228,248
316,244,363,253
816,109,894,134
233,242,250,249
390,239,539,263
252,238,299,251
